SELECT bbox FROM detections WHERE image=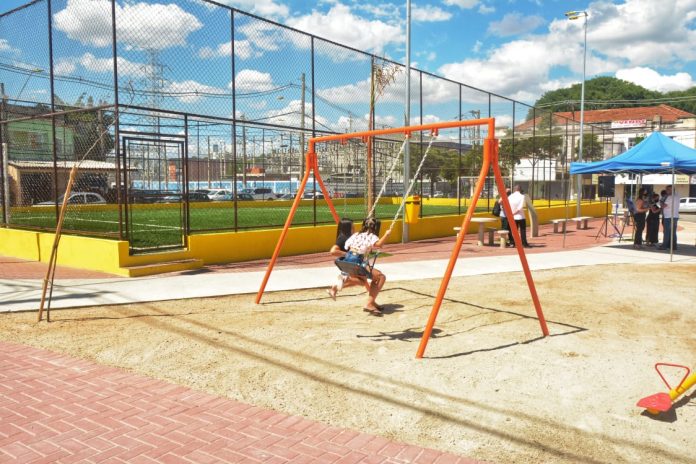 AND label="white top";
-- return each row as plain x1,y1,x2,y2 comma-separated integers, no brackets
344,232,379,255
499,199,506,218
662,191,681,219
508,191,525,220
